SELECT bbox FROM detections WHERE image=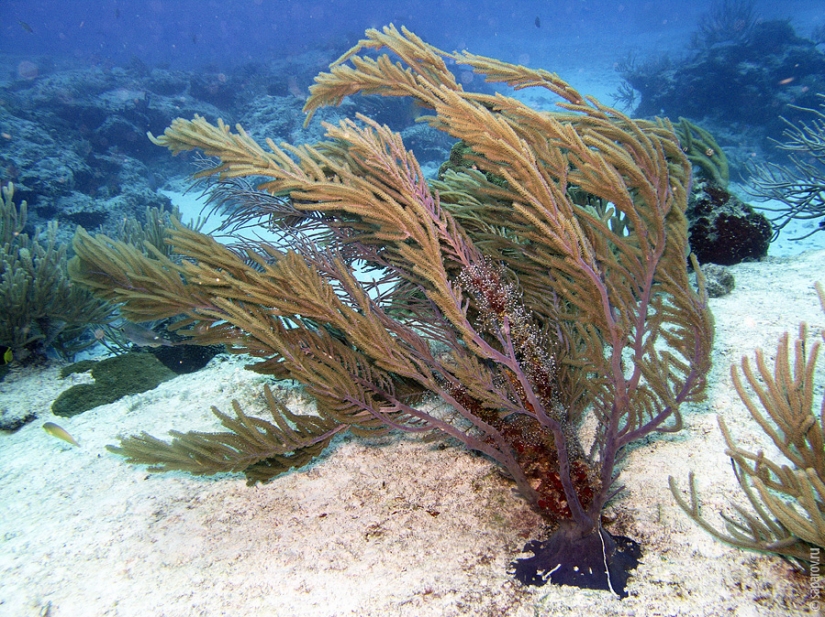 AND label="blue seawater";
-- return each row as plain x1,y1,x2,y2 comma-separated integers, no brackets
0,1,824,259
